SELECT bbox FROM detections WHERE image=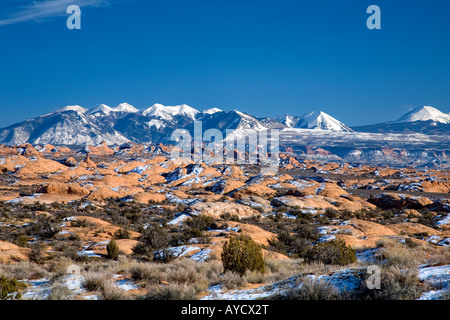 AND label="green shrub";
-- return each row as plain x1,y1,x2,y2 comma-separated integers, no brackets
114,228,131,240
0,276,26,300
221,235,265,276
133,224,170,260
304,239,356,265
107,239,119,260
186,215,214,231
